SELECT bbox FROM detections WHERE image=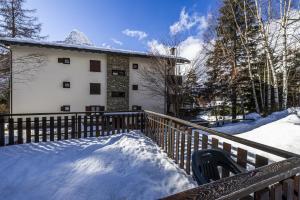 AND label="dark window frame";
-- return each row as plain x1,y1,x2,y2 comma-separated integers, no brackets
132,105,142,110
63,81,70,88
132,63,139,69
58,58,70,64
111,91,126,98
86,105,105,112
112,70,126,76
90,60,101,72
61,105,70,112
90,83,101,95
132,84,138,90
